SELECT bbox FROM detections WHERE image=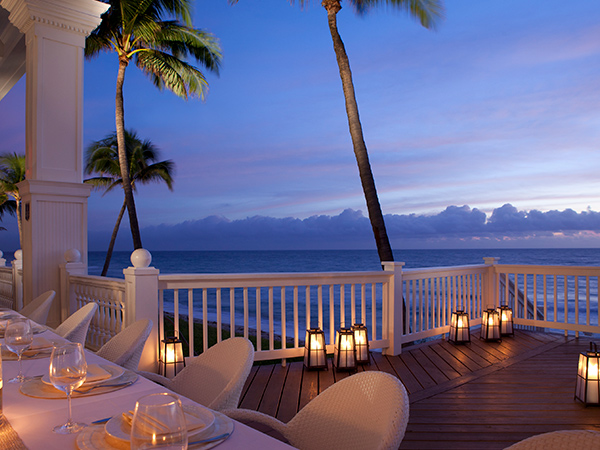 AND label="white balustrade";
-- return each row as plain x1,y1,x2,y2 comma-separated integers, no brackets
69,274,126,350
39,253,600,368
